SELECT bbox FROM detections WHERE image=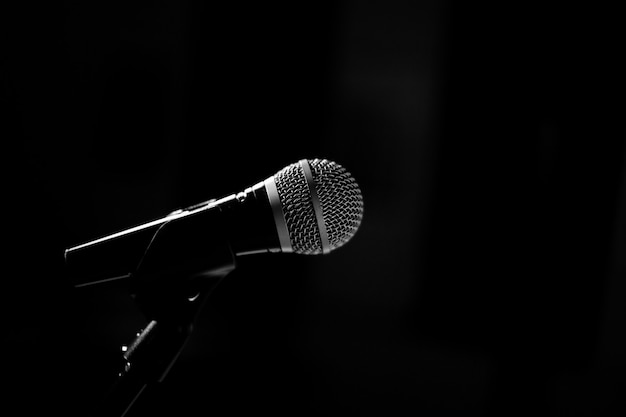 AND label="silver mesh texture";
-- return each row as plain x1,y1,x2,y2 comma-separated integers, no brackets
308,158,364,251
273,159,364,254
